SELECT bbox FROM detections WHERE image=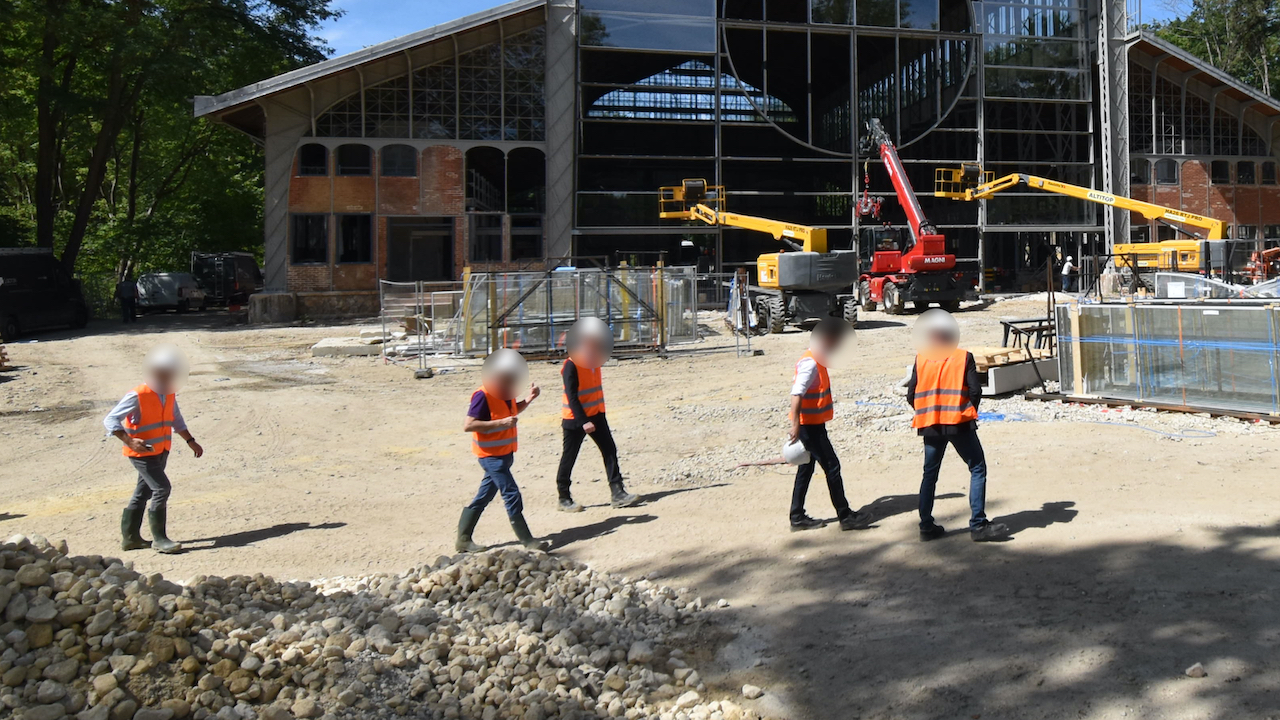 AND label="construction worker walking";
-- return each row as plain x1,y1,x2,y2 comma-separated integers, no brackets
456,349,550,553
103,345,203,553
787,318,870,532
555,317,639,512
906,310,1009,542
